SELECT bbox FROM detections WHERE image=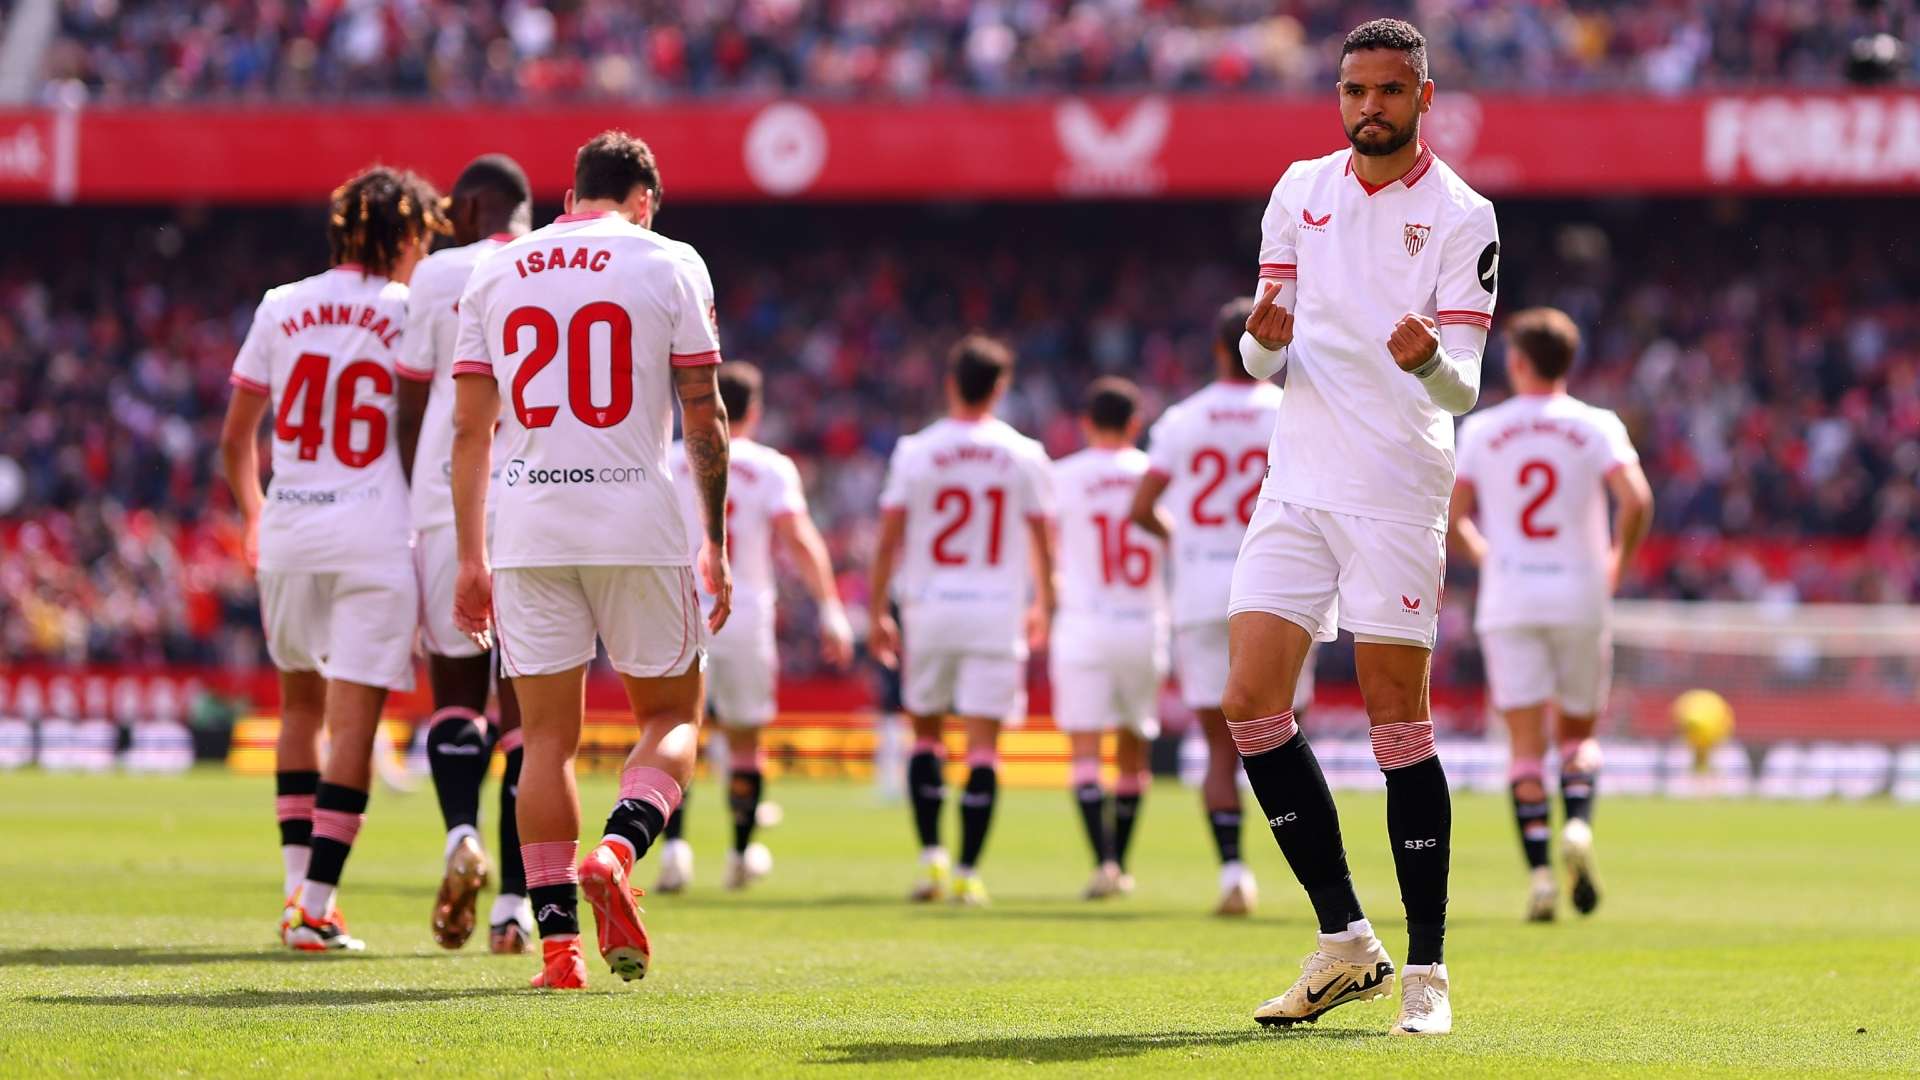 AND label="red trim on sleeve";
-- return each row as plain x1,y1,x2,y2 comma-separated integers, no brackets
451,360,493,377
394,363,434,383
1144,467,1171,481
229,372,269,395
1257,263,1298,280
1453,477,1476,490
1435,309,1494,328
670,350,722,367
